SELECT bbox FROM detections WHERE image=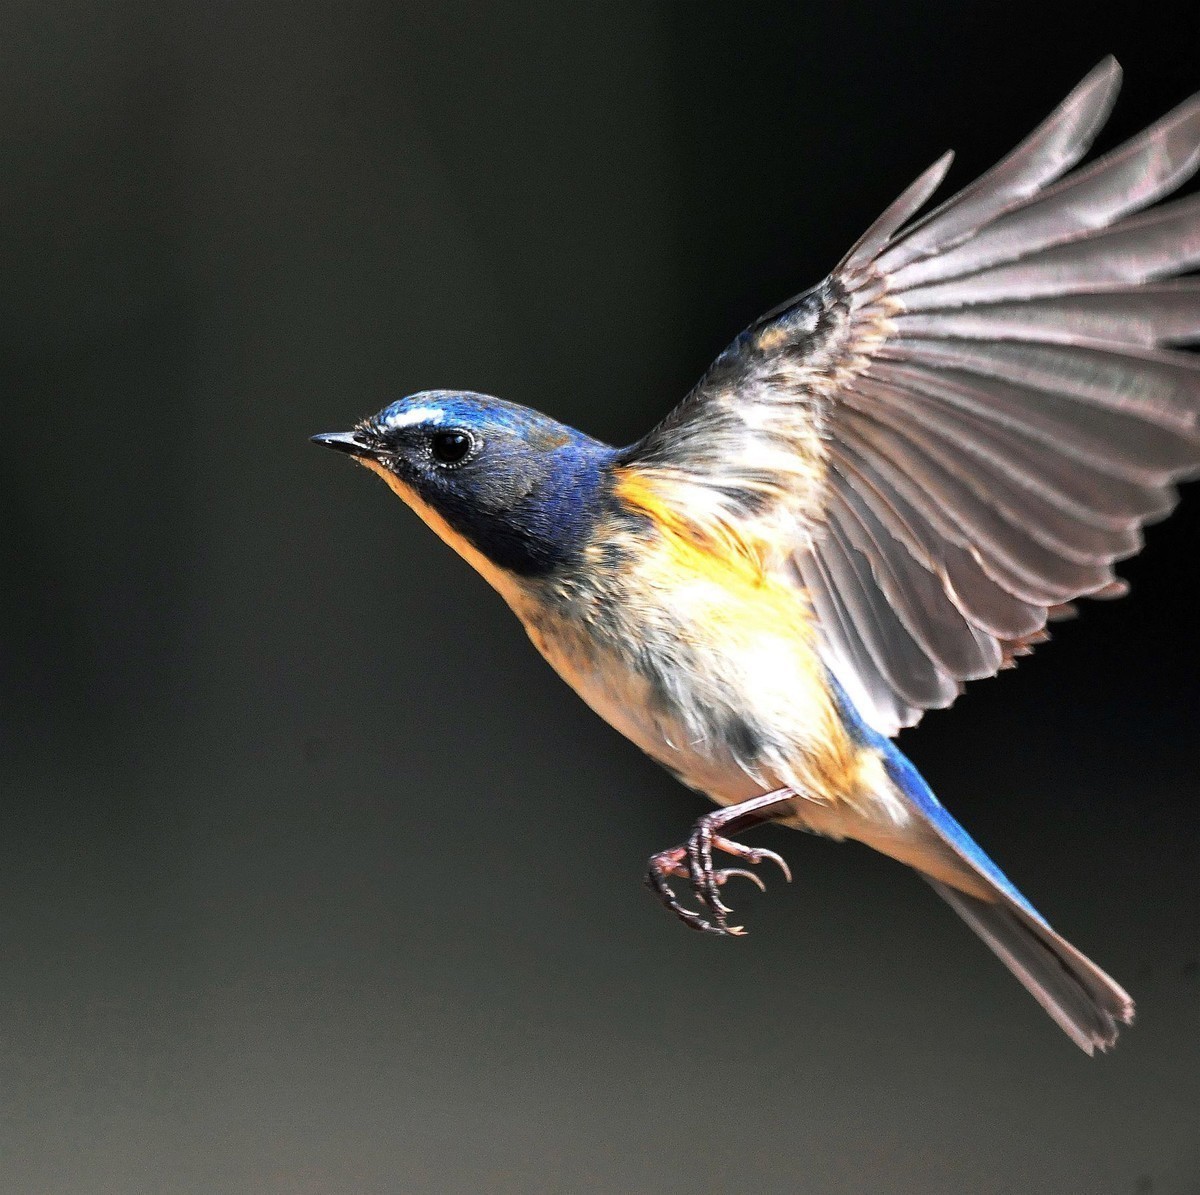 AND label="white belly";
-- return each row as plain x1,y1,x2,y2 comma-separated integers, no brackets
538,631,760,803
511,587,839,809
